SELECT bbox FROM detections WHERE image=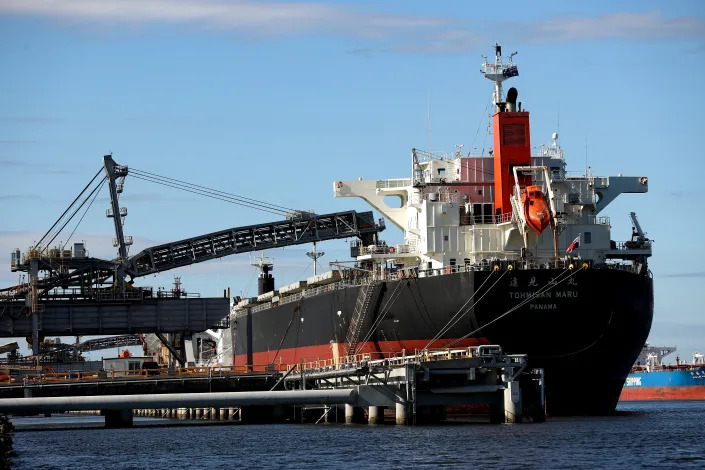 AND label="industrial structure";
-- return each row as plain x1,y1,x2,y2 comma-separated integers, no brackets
1,155,383,366
0,345,544,427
